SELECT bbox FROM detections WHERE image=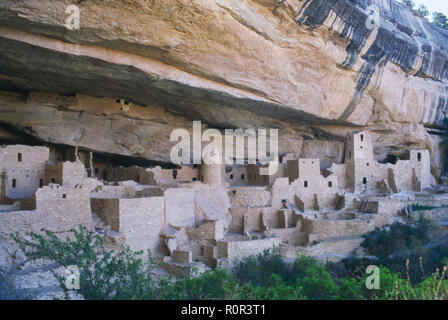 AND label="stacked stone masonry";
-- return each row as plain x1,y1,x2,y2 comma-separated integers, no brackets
0,129,442,276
